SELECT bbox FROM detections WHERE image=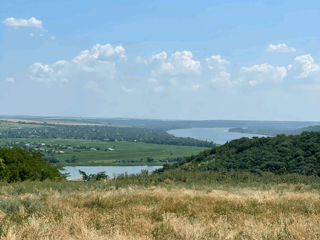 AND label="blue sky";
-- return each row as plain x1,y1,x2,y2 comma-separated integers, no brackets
1,0,320,120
